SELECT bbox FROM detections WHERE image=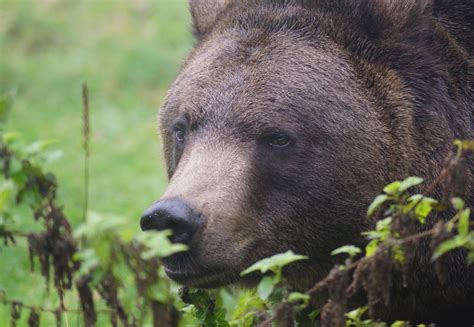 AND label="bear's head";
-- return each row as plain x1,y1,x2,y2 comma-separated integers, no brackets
141,0,436,289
